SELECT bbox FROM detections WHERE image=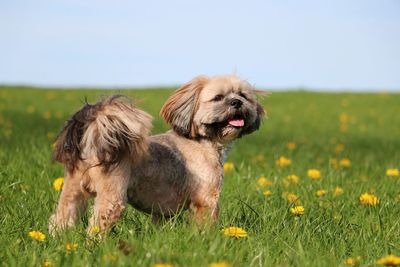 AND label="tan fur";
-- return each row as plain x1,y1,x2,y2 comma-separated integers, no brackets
49,75,264,235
